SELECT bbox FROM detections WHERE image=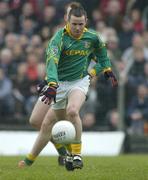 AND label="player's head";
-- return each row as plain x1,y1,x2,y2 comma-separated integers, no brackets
64,2,82,22
67,6,87,38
